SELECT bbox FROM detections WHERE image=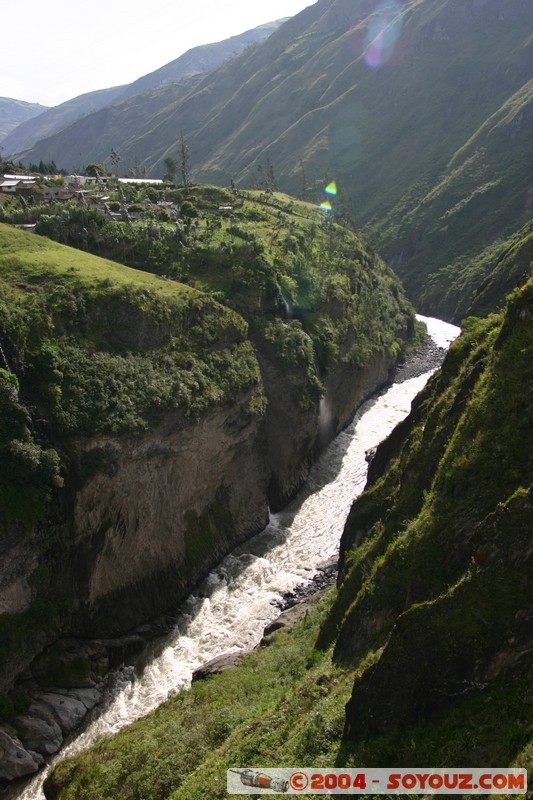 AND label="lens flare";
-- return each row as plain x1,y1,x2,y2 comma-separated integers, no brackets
325,180,337,195
319,200,332,212
364,1,403,69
